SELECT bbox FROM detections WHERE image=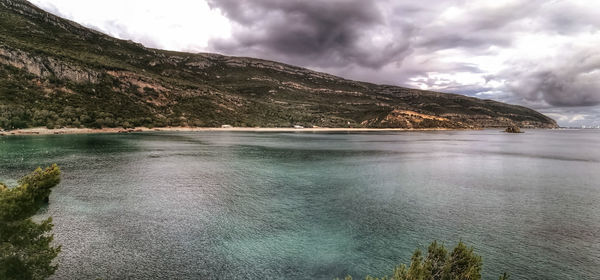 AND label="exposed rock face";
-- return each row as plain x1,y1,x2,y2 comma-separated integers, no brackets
0,0,559,129
0,46,99,83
